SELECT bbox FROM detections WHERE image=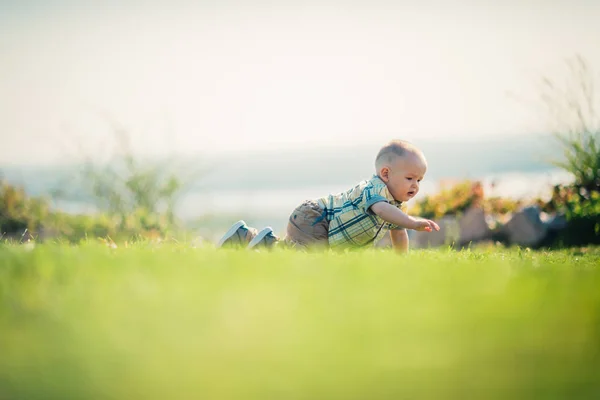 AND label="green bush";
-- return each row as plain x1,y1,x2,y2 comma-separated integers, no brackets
53,116,204,237
553,131,600,193
542,184,600,246
0,180,49,238
535,56,600,194
410,180,521,220
533,55,600,246
1,180,182,244
43,212,115,243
